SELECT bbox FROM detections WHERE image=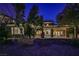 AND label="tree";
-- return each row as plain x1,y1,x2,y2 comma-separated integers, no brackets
12,3,25,25
0,13,10,41
24,23,35,38
27,5,38,24
12,3,26,38
57,3,79,38
27,4,44,38
35,16,44,38
0,23,9,40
